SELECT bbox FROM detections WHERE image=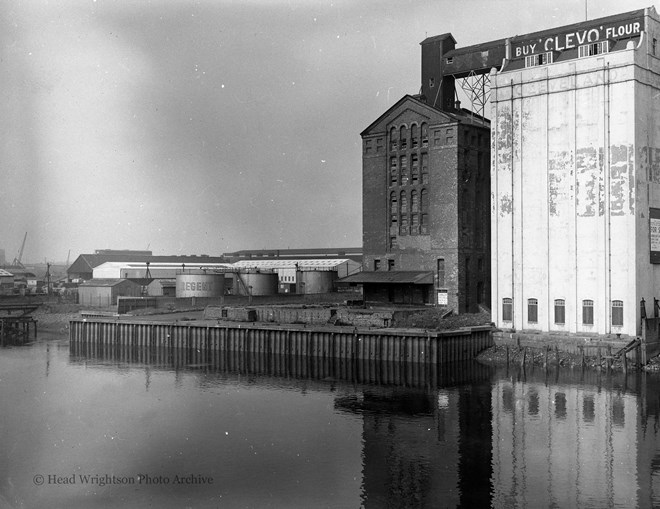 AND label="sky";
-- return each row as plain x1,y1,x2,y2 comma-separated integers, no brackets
1,0,654,263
